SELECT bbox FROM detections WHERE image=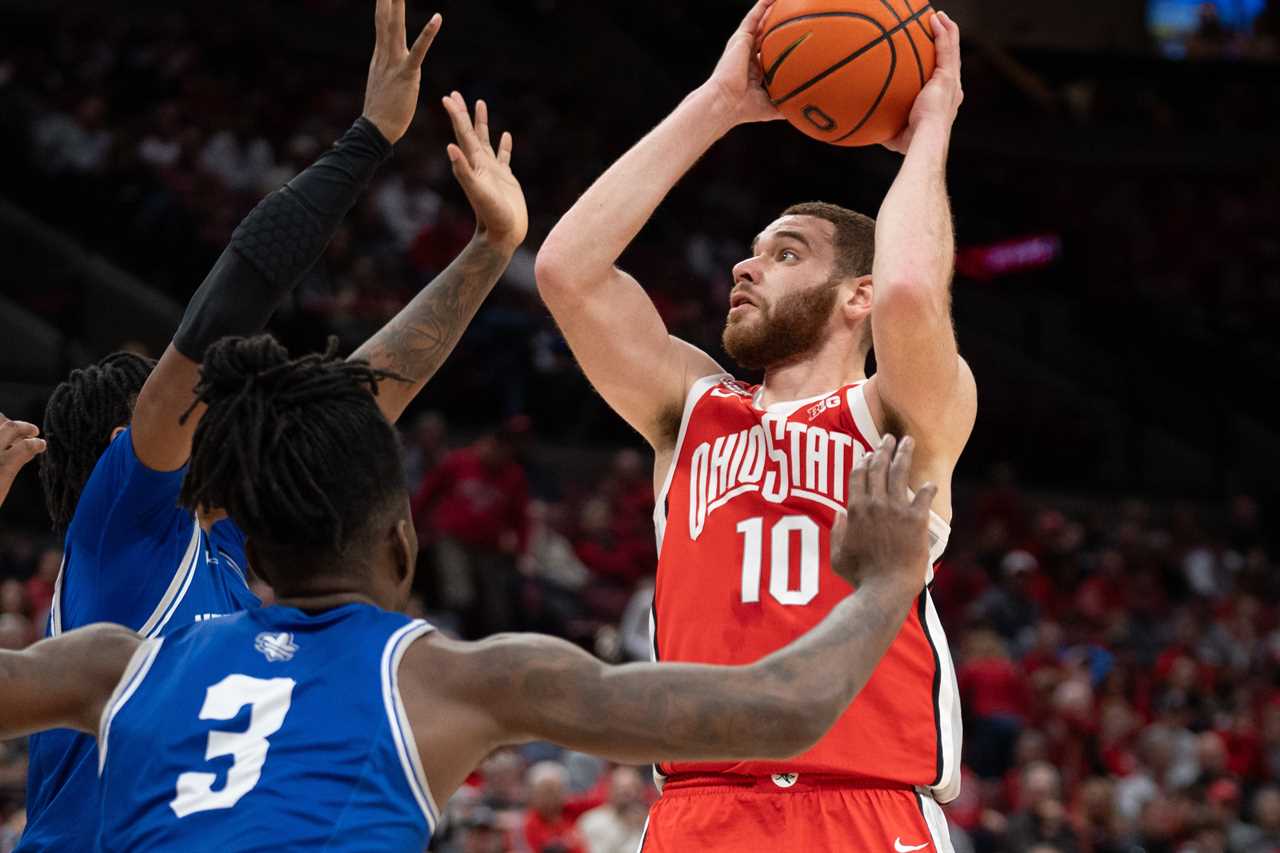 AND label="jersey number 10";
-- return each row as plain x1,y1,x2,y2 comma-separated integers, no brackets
736,515,821,606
